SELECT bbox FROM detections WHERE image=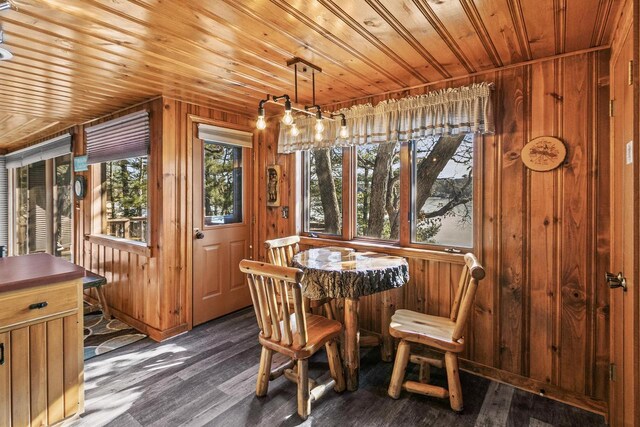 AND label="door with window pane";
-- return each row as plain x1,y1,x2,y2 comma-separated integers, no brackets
192,134,252,326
